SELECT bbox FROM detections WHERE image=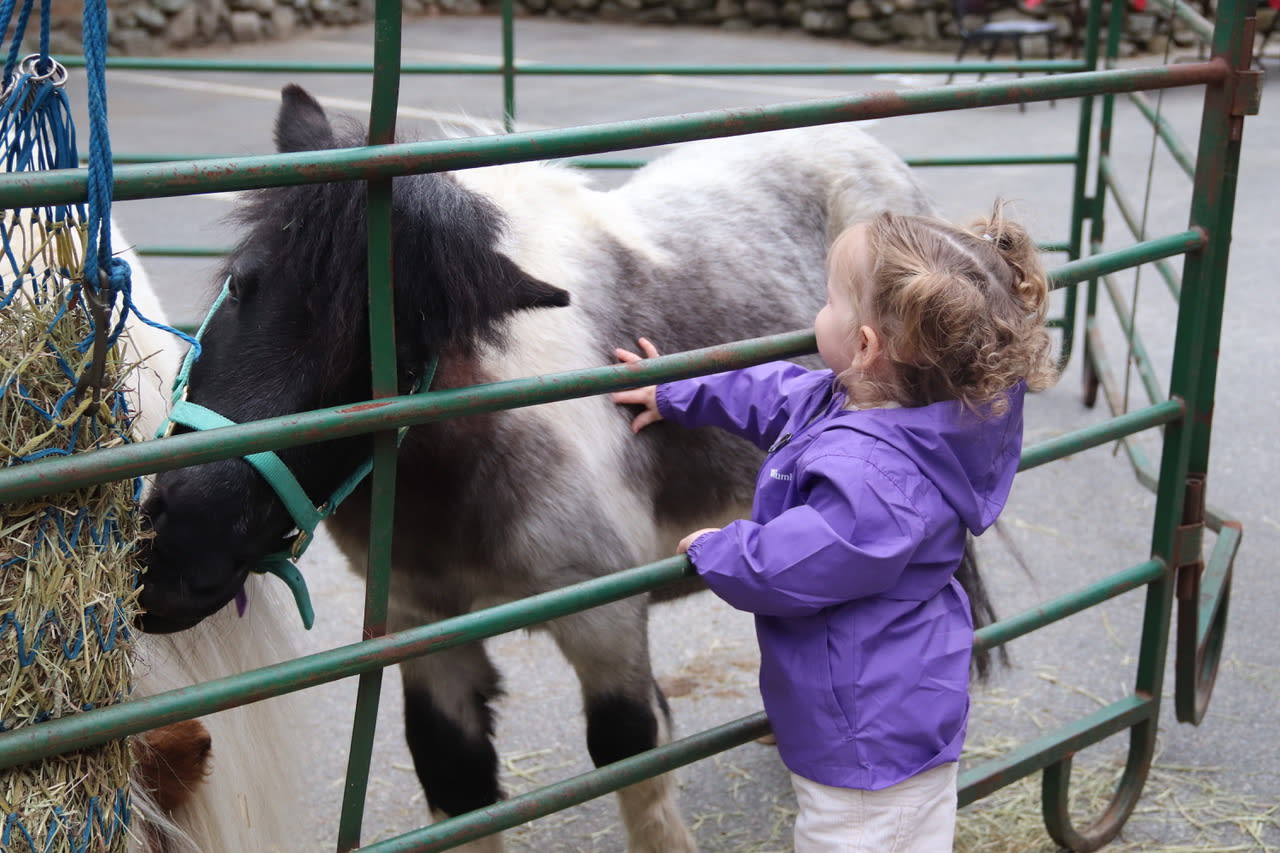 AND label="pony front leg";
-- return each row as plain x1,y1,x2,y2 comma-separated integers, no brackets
548,602,698,853
399,643,506,853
